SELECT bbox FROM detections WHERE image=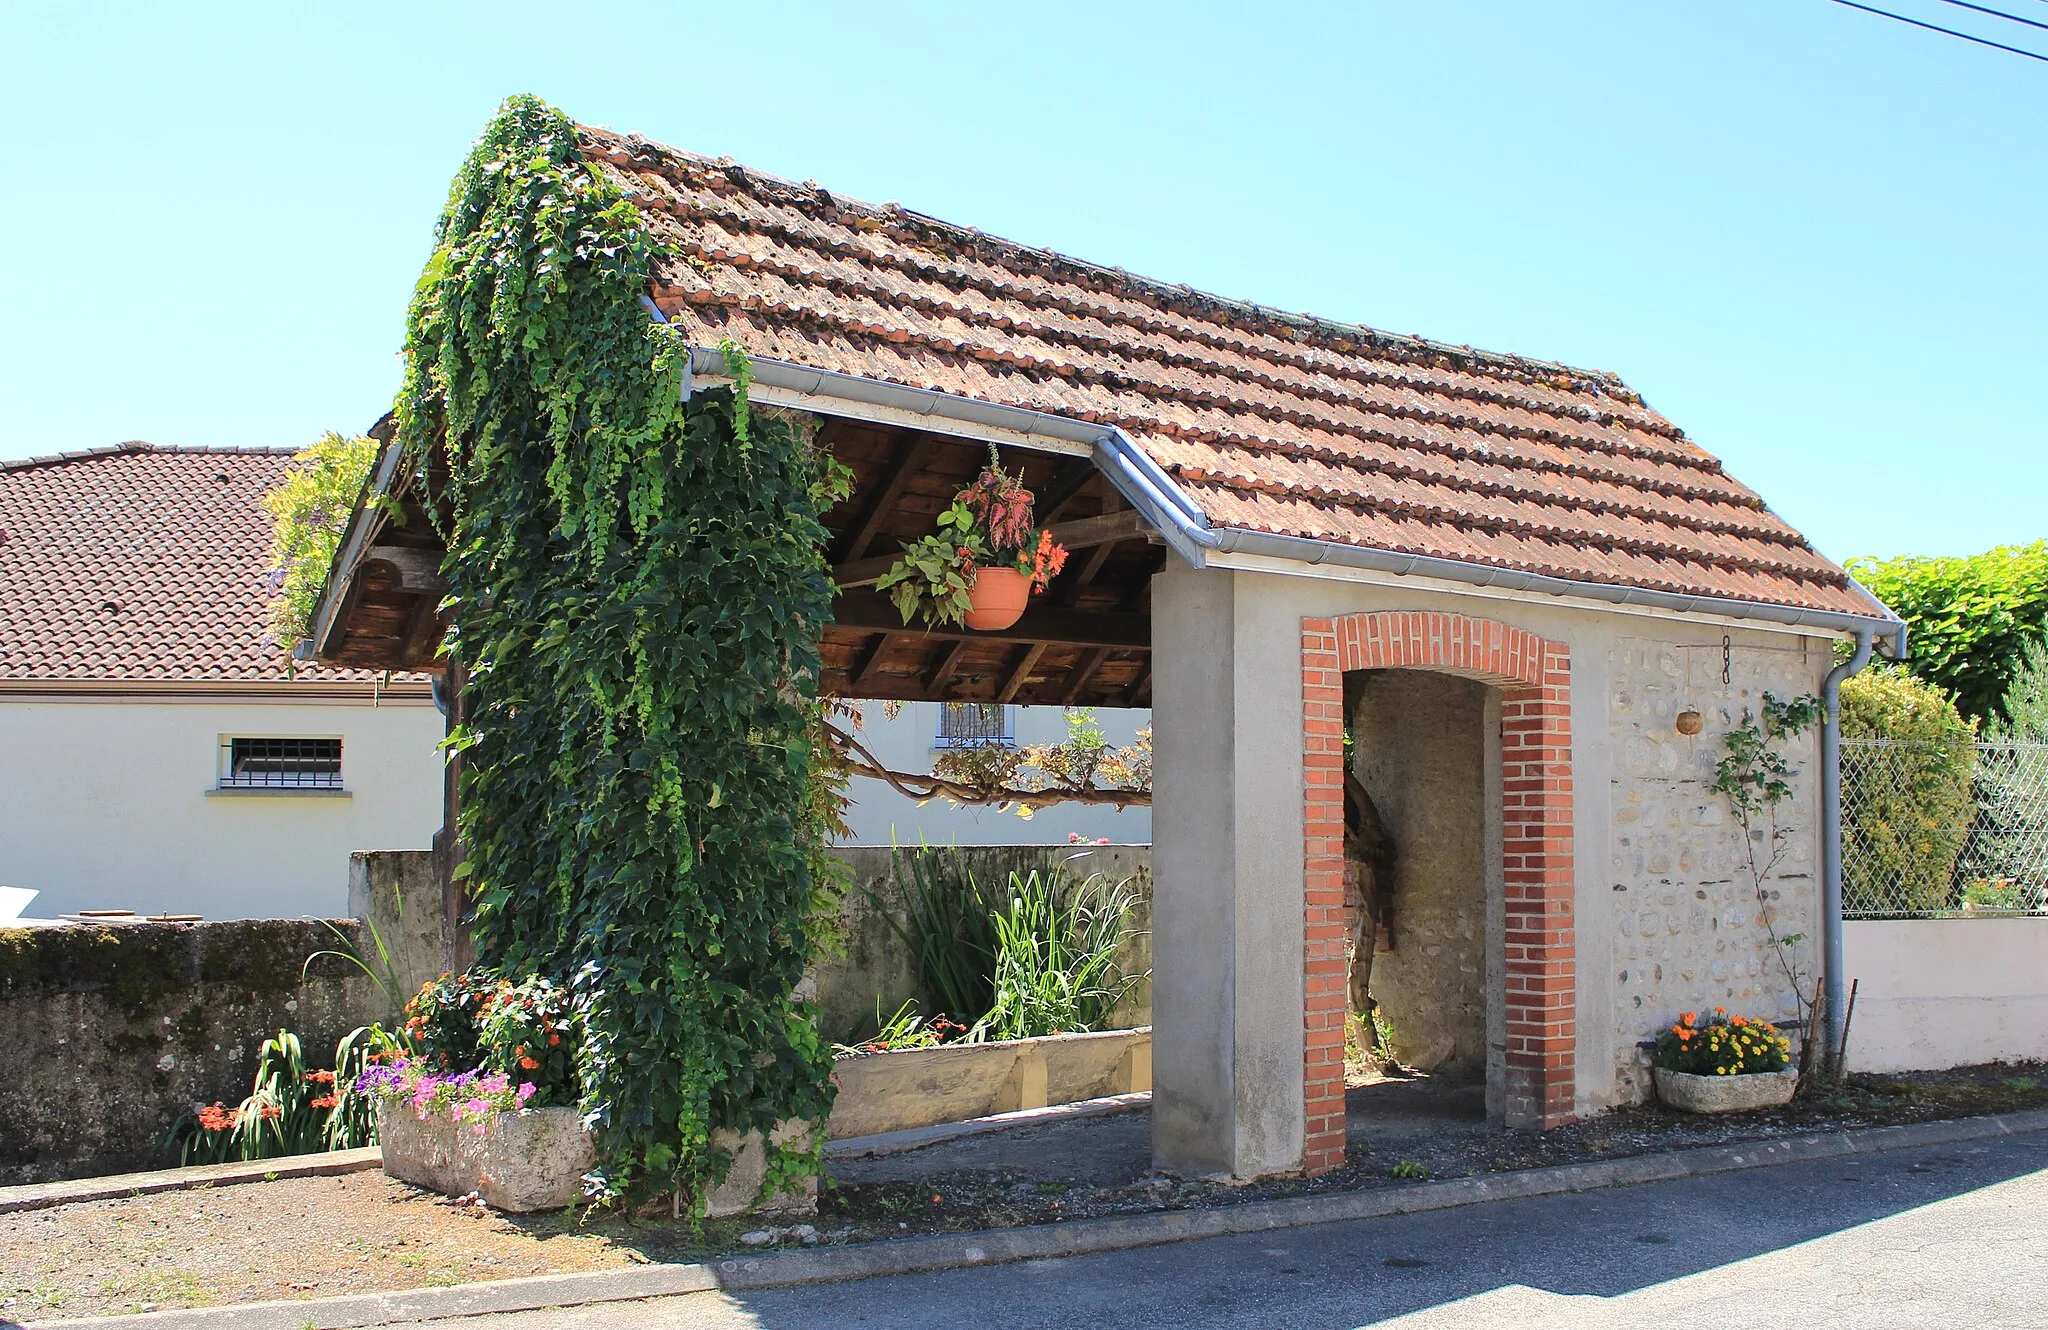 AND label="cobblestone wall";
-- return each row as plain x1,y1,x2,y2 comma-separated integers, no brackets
1606,636,1824,1102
